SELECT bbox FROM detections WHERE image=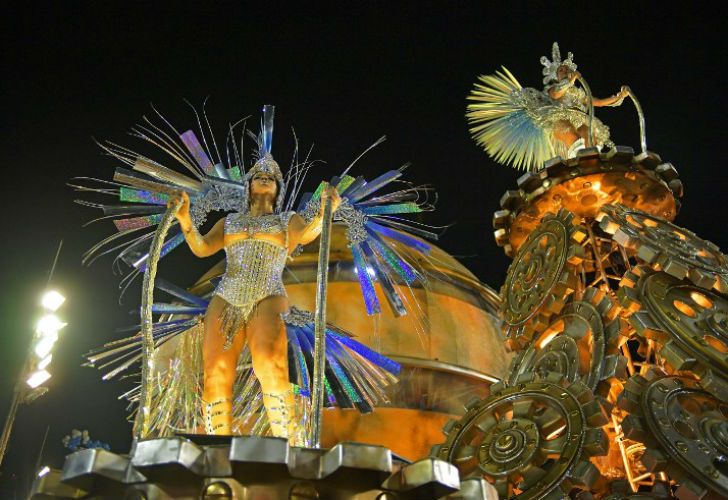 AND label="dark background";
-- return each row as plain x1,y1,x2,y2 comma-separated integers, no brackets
0,2,724,496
